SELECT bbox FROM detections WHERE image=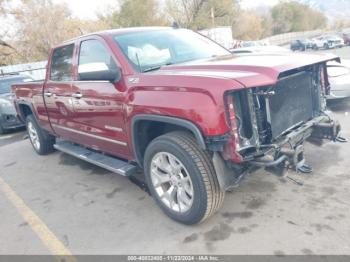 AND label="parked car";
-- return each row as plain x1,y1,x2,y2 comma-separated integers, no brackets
326,35,345,48
311,37,325,50
0,74,32,134
313,36,344,49
240,41,264,48
12,27,343,224
327,59,350,100
290,39,313,51
343,33,350,45
231,45,290,54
